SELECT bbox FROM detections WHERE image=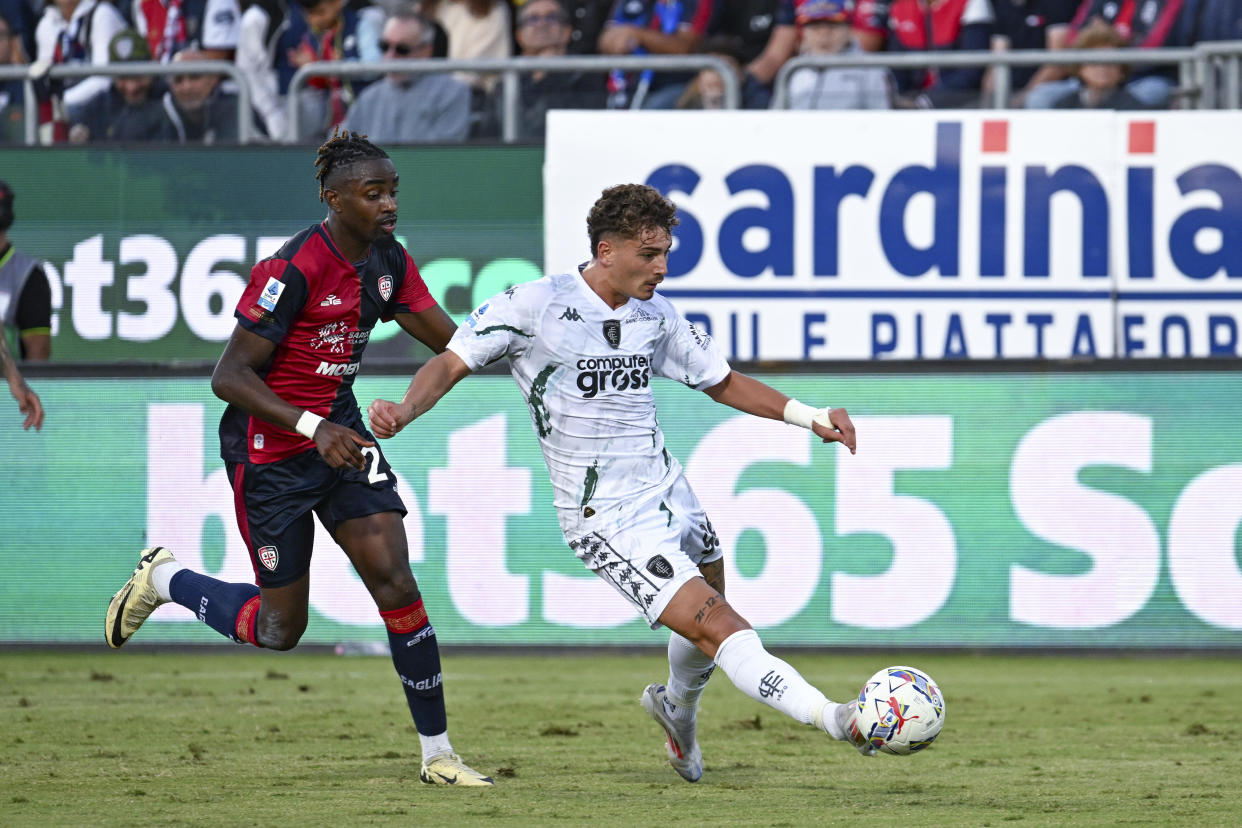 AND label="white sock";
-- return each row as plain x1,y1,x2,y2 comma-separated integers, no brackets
713,628,832,730
665,633,715,722
419,731,453,762
152,561,185,602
